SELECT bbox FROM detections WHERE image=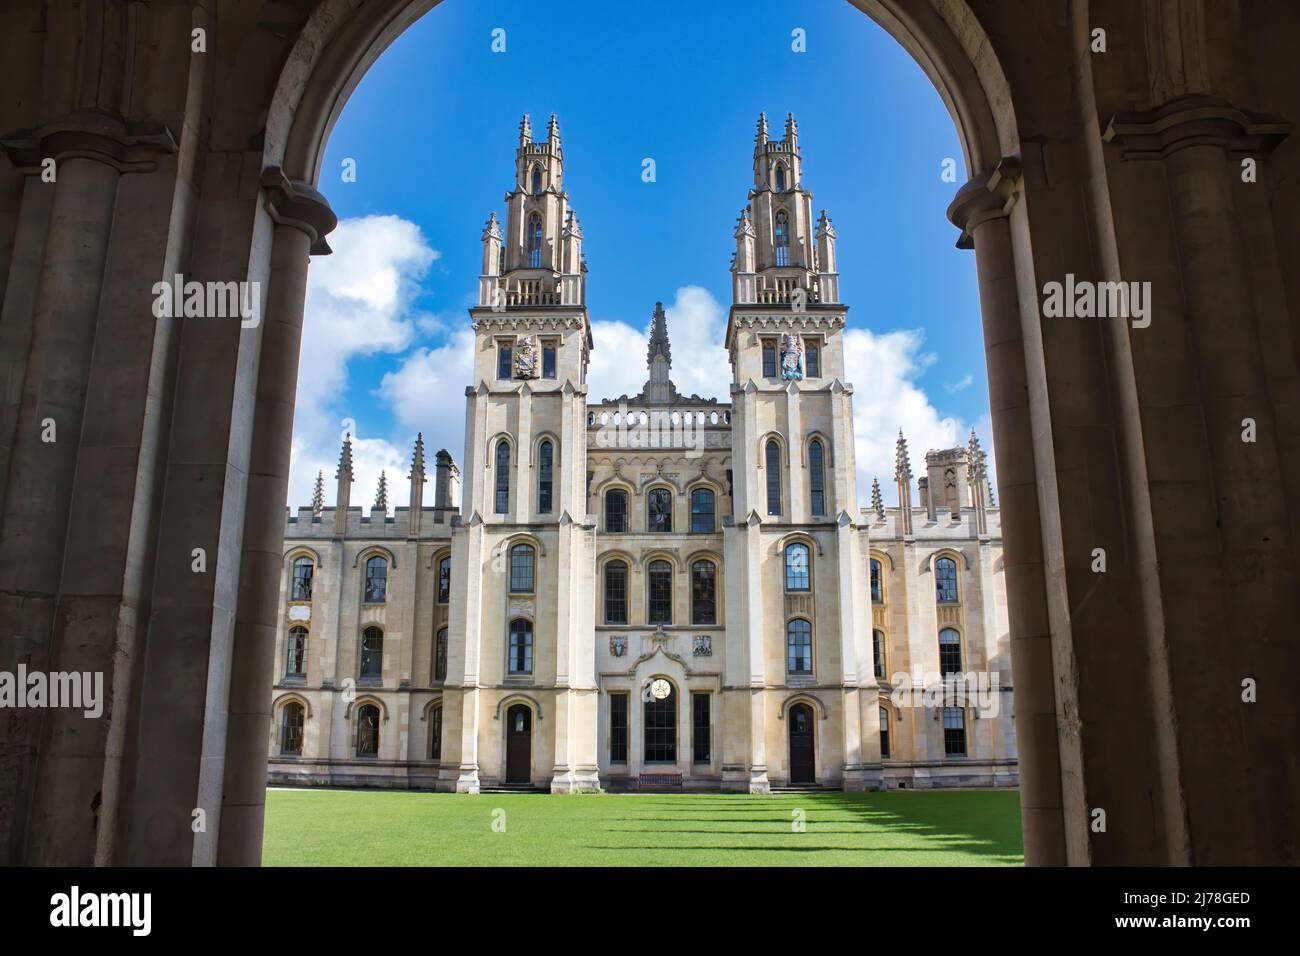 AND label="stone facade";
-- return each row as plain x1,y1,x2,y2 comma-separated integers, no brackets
267,117,1017,792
